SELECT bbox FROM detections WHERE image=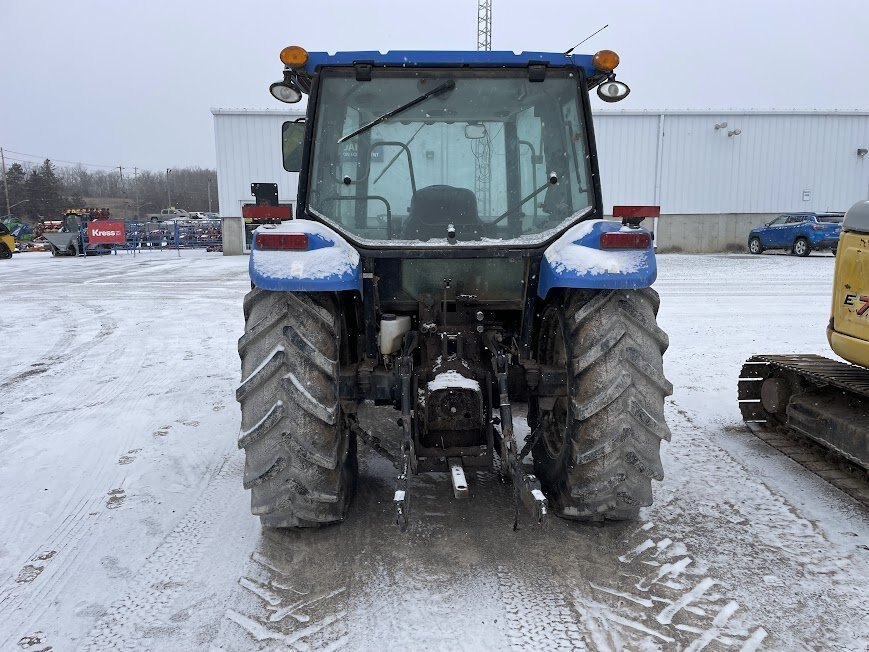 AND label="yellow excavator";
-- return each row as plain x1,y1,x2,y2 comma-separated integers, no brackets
739,200,868,473
0,222,14,259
